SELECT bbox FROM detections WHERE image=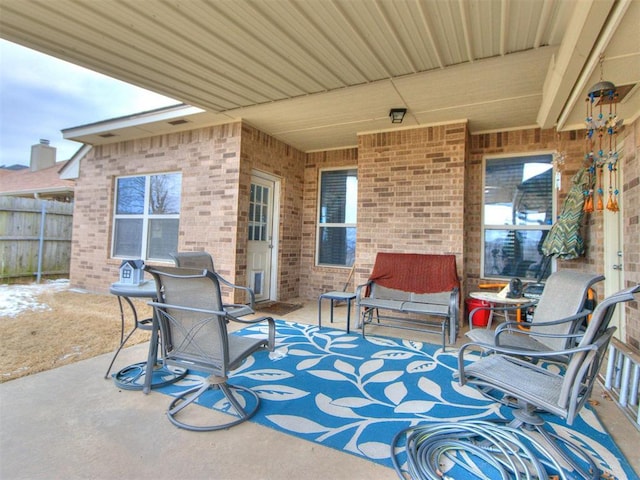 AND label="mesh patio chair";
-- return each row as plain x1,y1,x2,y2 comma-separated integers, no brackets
465,271,604,360
171,251,254,317
458,284,639,479
145,265,275,432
